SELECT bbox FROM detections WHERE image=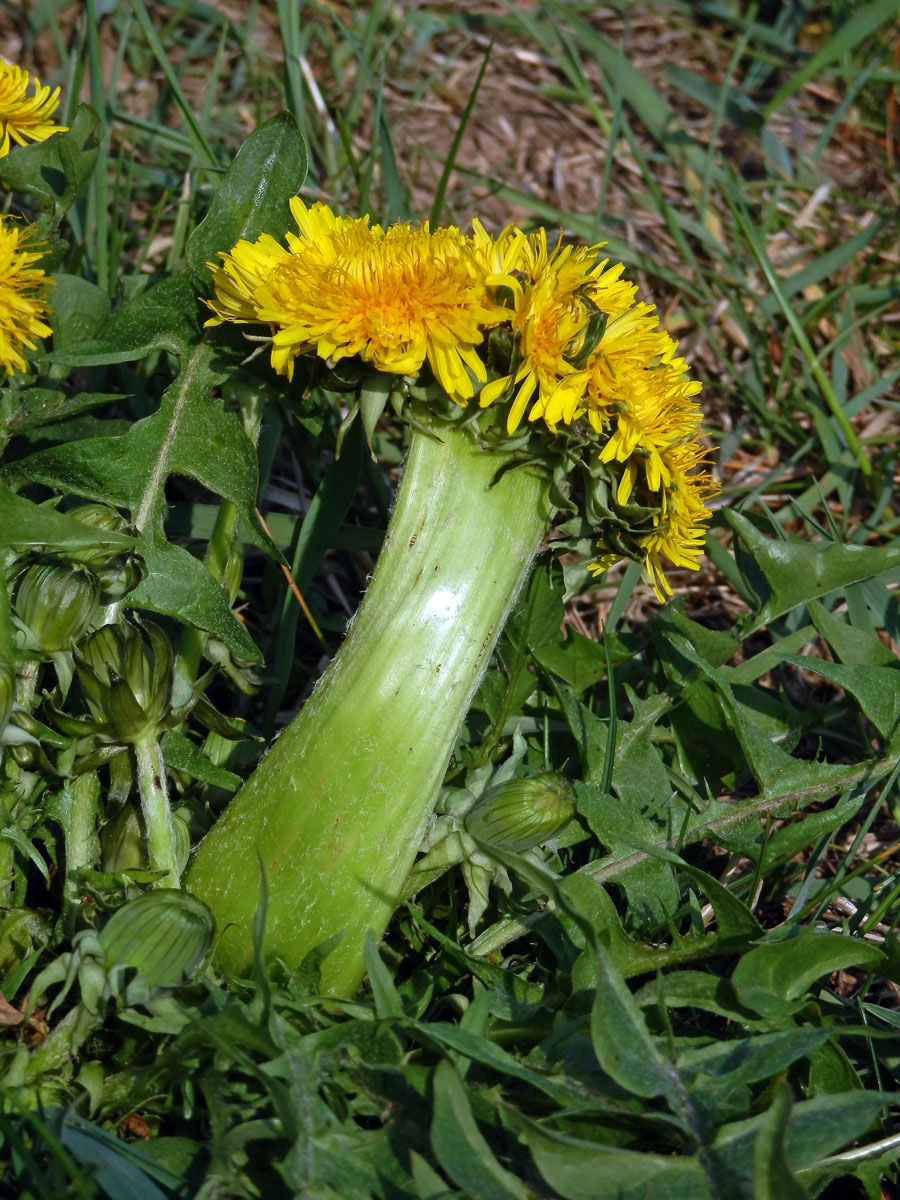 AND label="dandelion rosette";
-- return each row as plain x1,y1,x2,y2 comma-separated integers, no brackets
206,200,718,598
0,60,66,158
0,215,52,377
